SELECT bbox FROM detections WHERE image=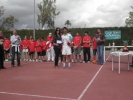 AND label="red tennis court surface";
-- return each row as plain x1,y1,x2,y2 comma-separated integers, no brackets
0,54,133,100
